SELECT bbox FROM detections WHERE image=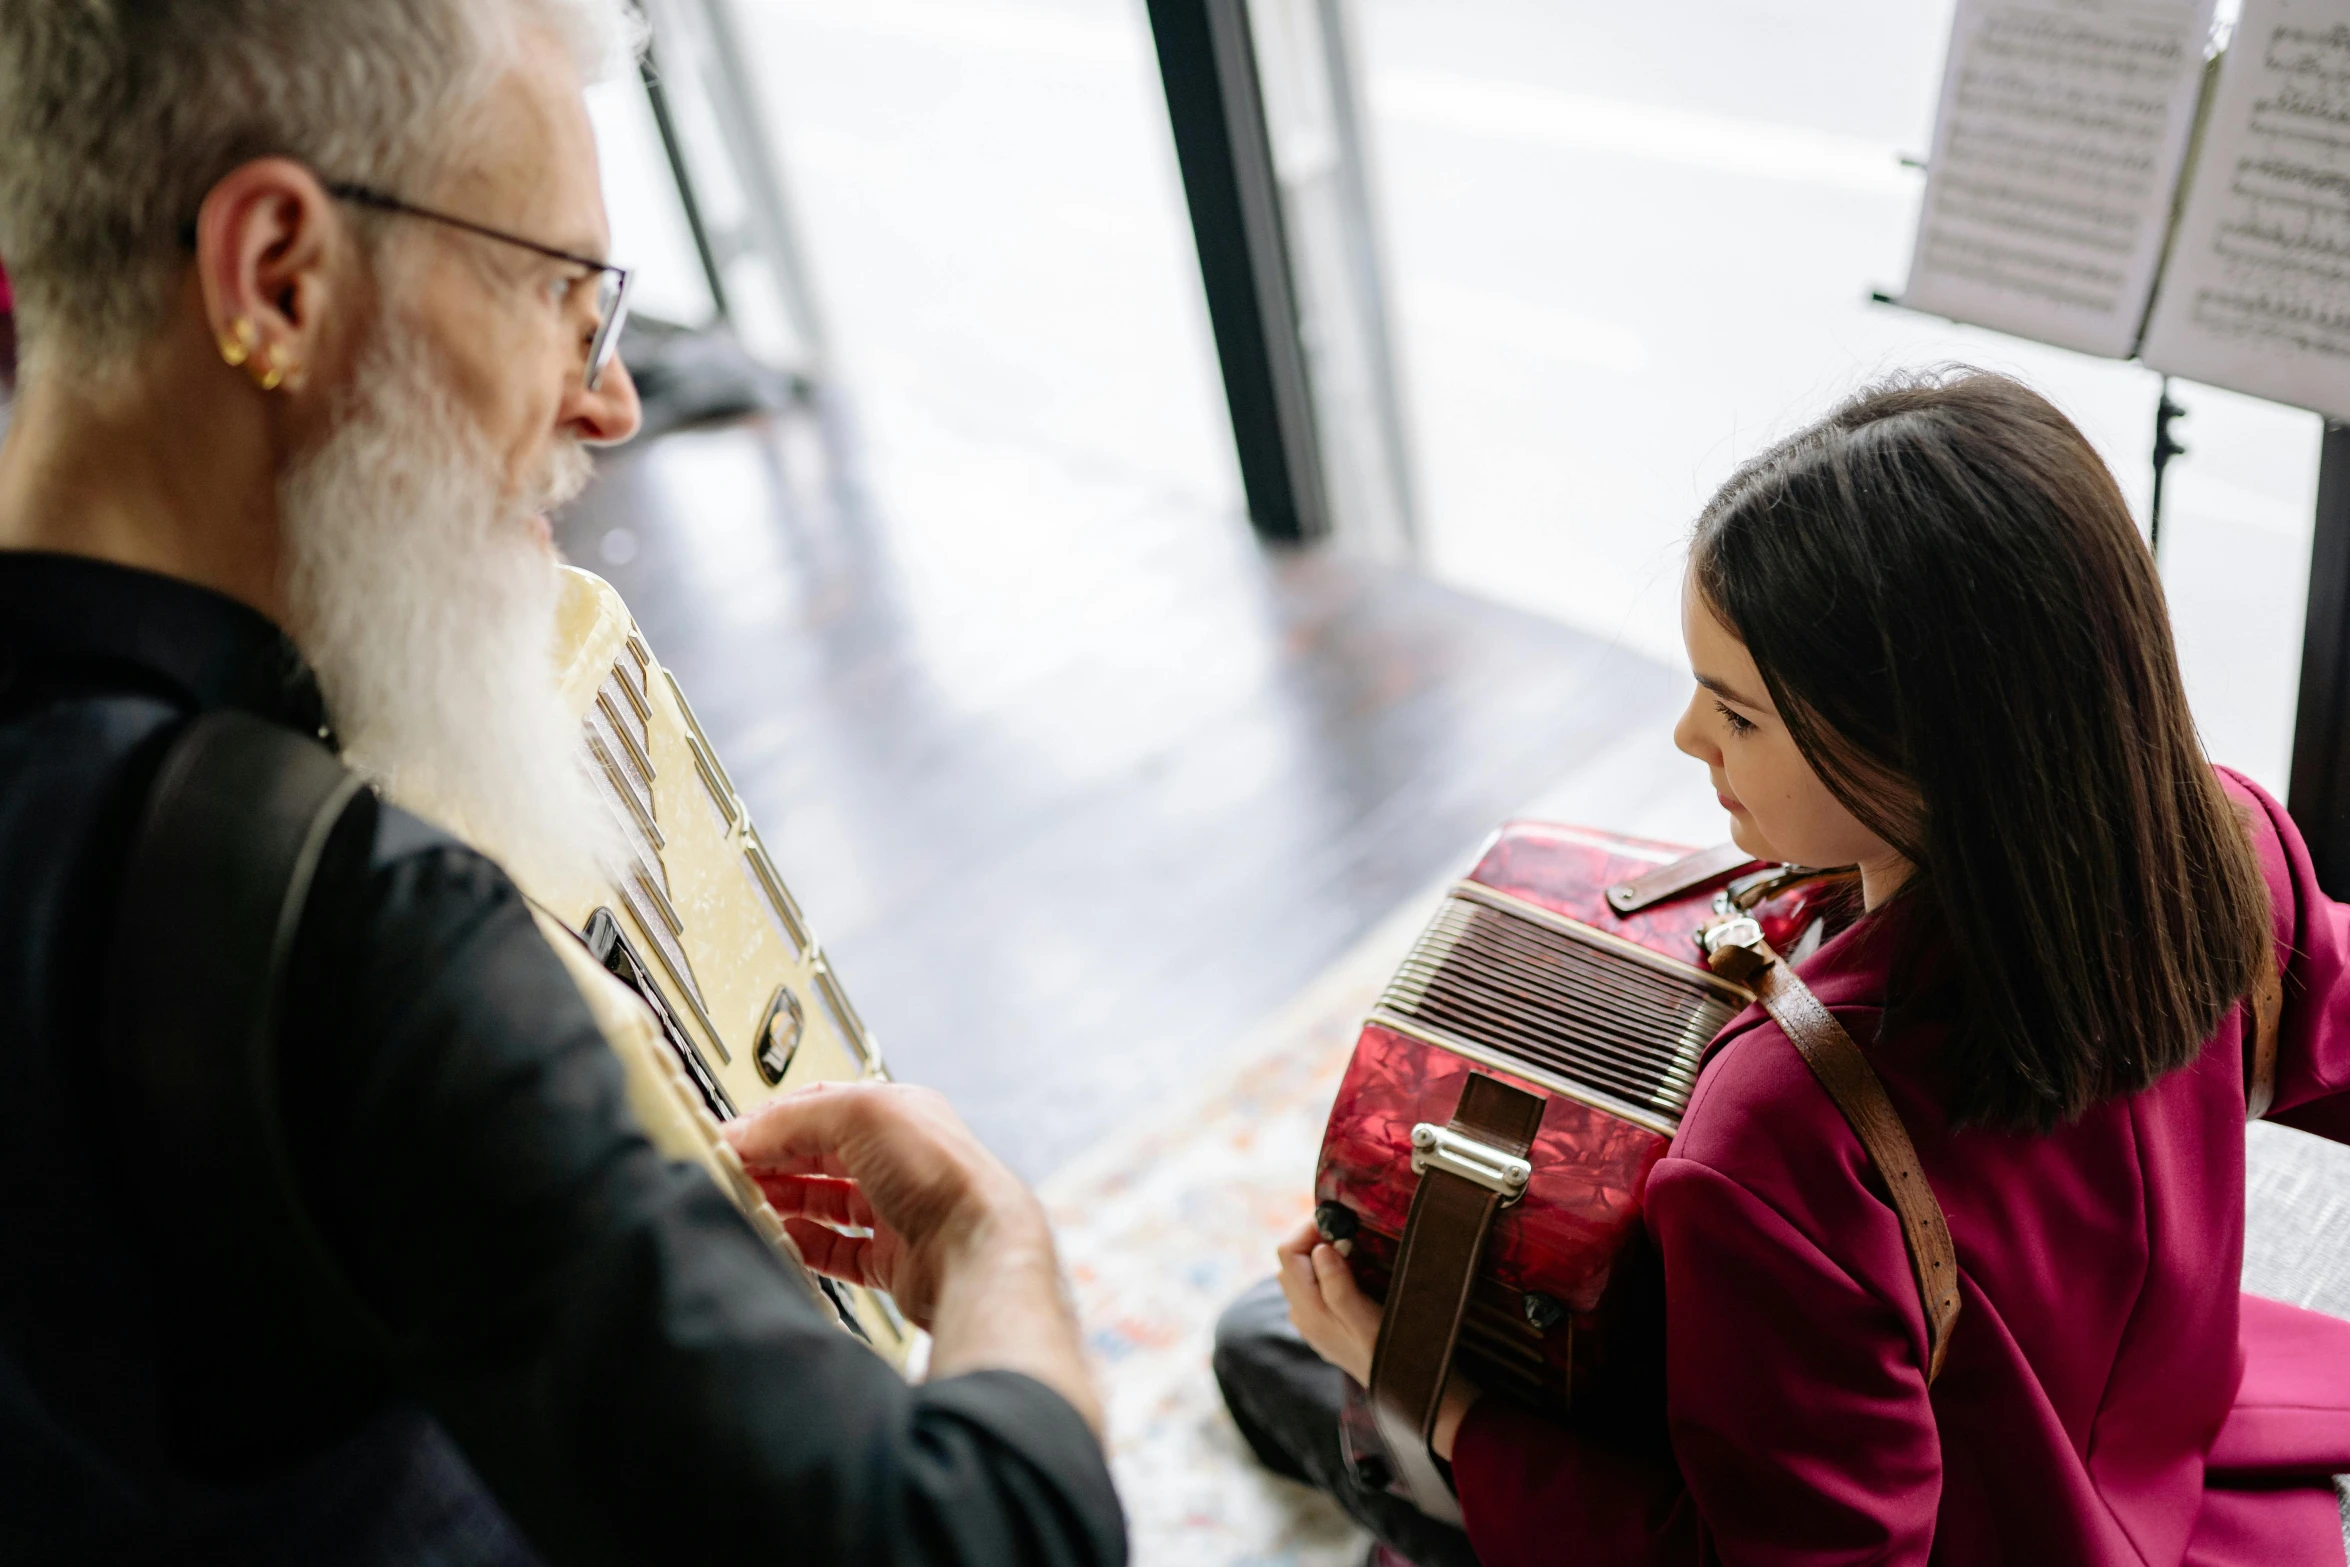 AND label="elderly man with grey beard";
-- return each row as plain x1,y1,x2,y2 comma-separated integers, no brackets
0,4,1121,1565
